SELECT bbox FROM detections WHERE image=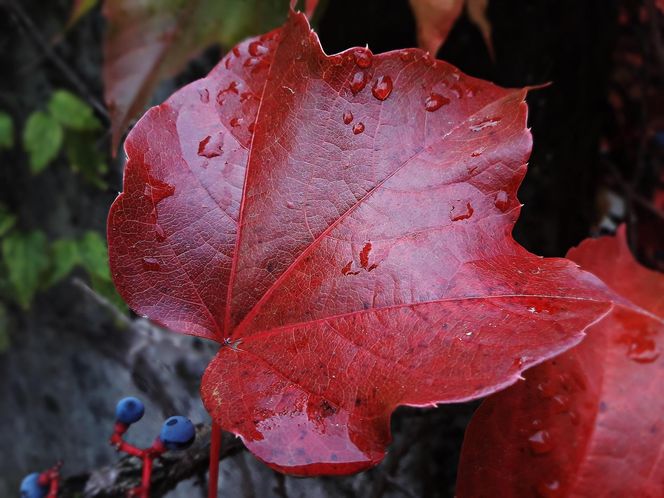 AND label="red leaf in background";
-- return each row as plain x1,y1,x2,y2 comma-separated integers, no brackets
102,0,310,151
108,11,613,475
457,225,664,498
409,0,493,58
409,0,465,55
